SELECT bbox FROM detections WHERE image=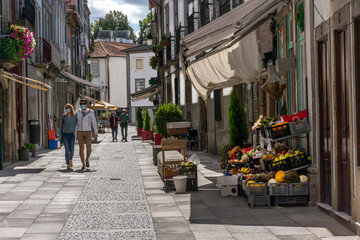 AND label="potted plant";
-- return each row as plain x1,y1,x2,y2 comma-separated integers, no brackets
19,142,34,161
136,108,143,136
154,104,184,144
25,142,36,158
141,109,153,141
150,56,160,69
